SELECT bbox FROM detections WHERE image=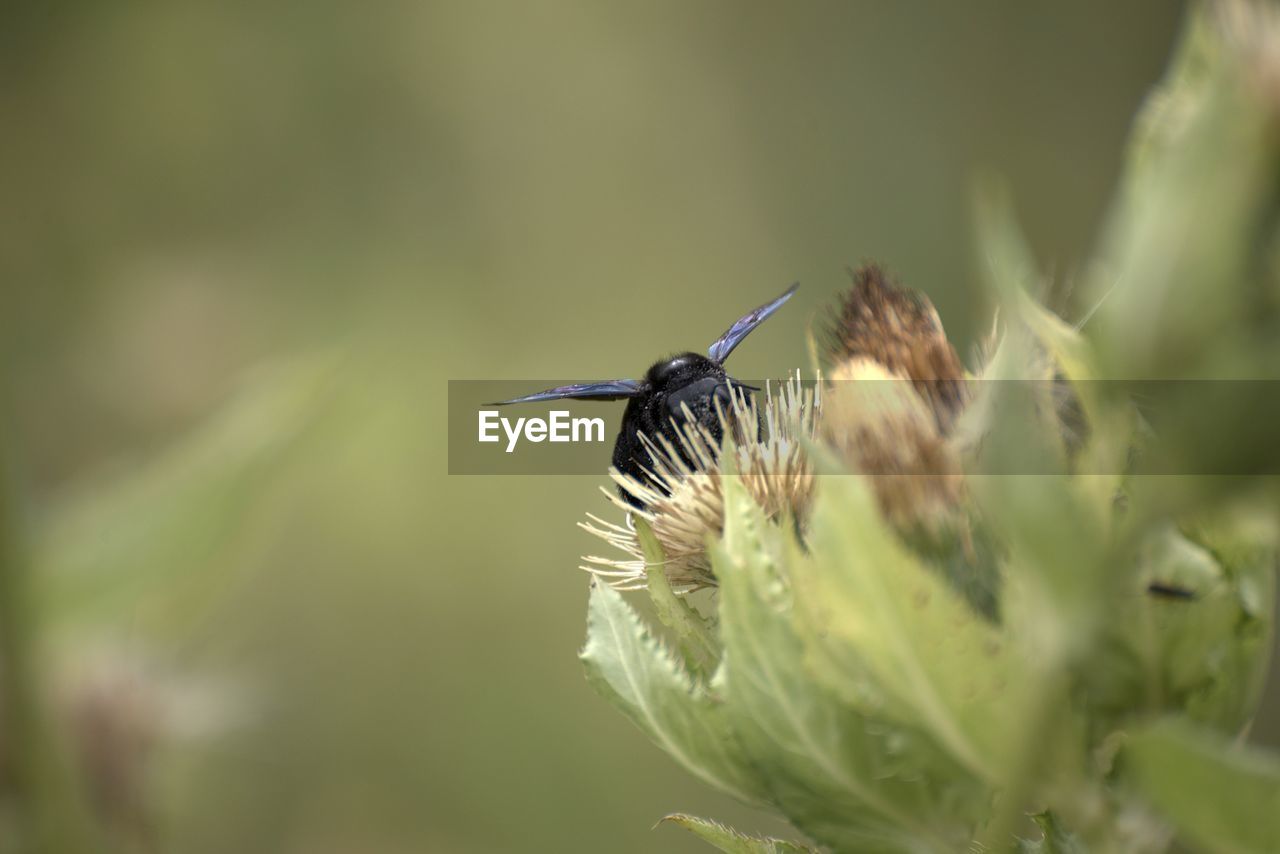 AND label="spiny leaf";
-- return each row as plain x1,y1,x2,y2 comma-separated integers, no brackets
711,475,970,853
660,814,814,853
580,582,767,805
636,518,721,677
